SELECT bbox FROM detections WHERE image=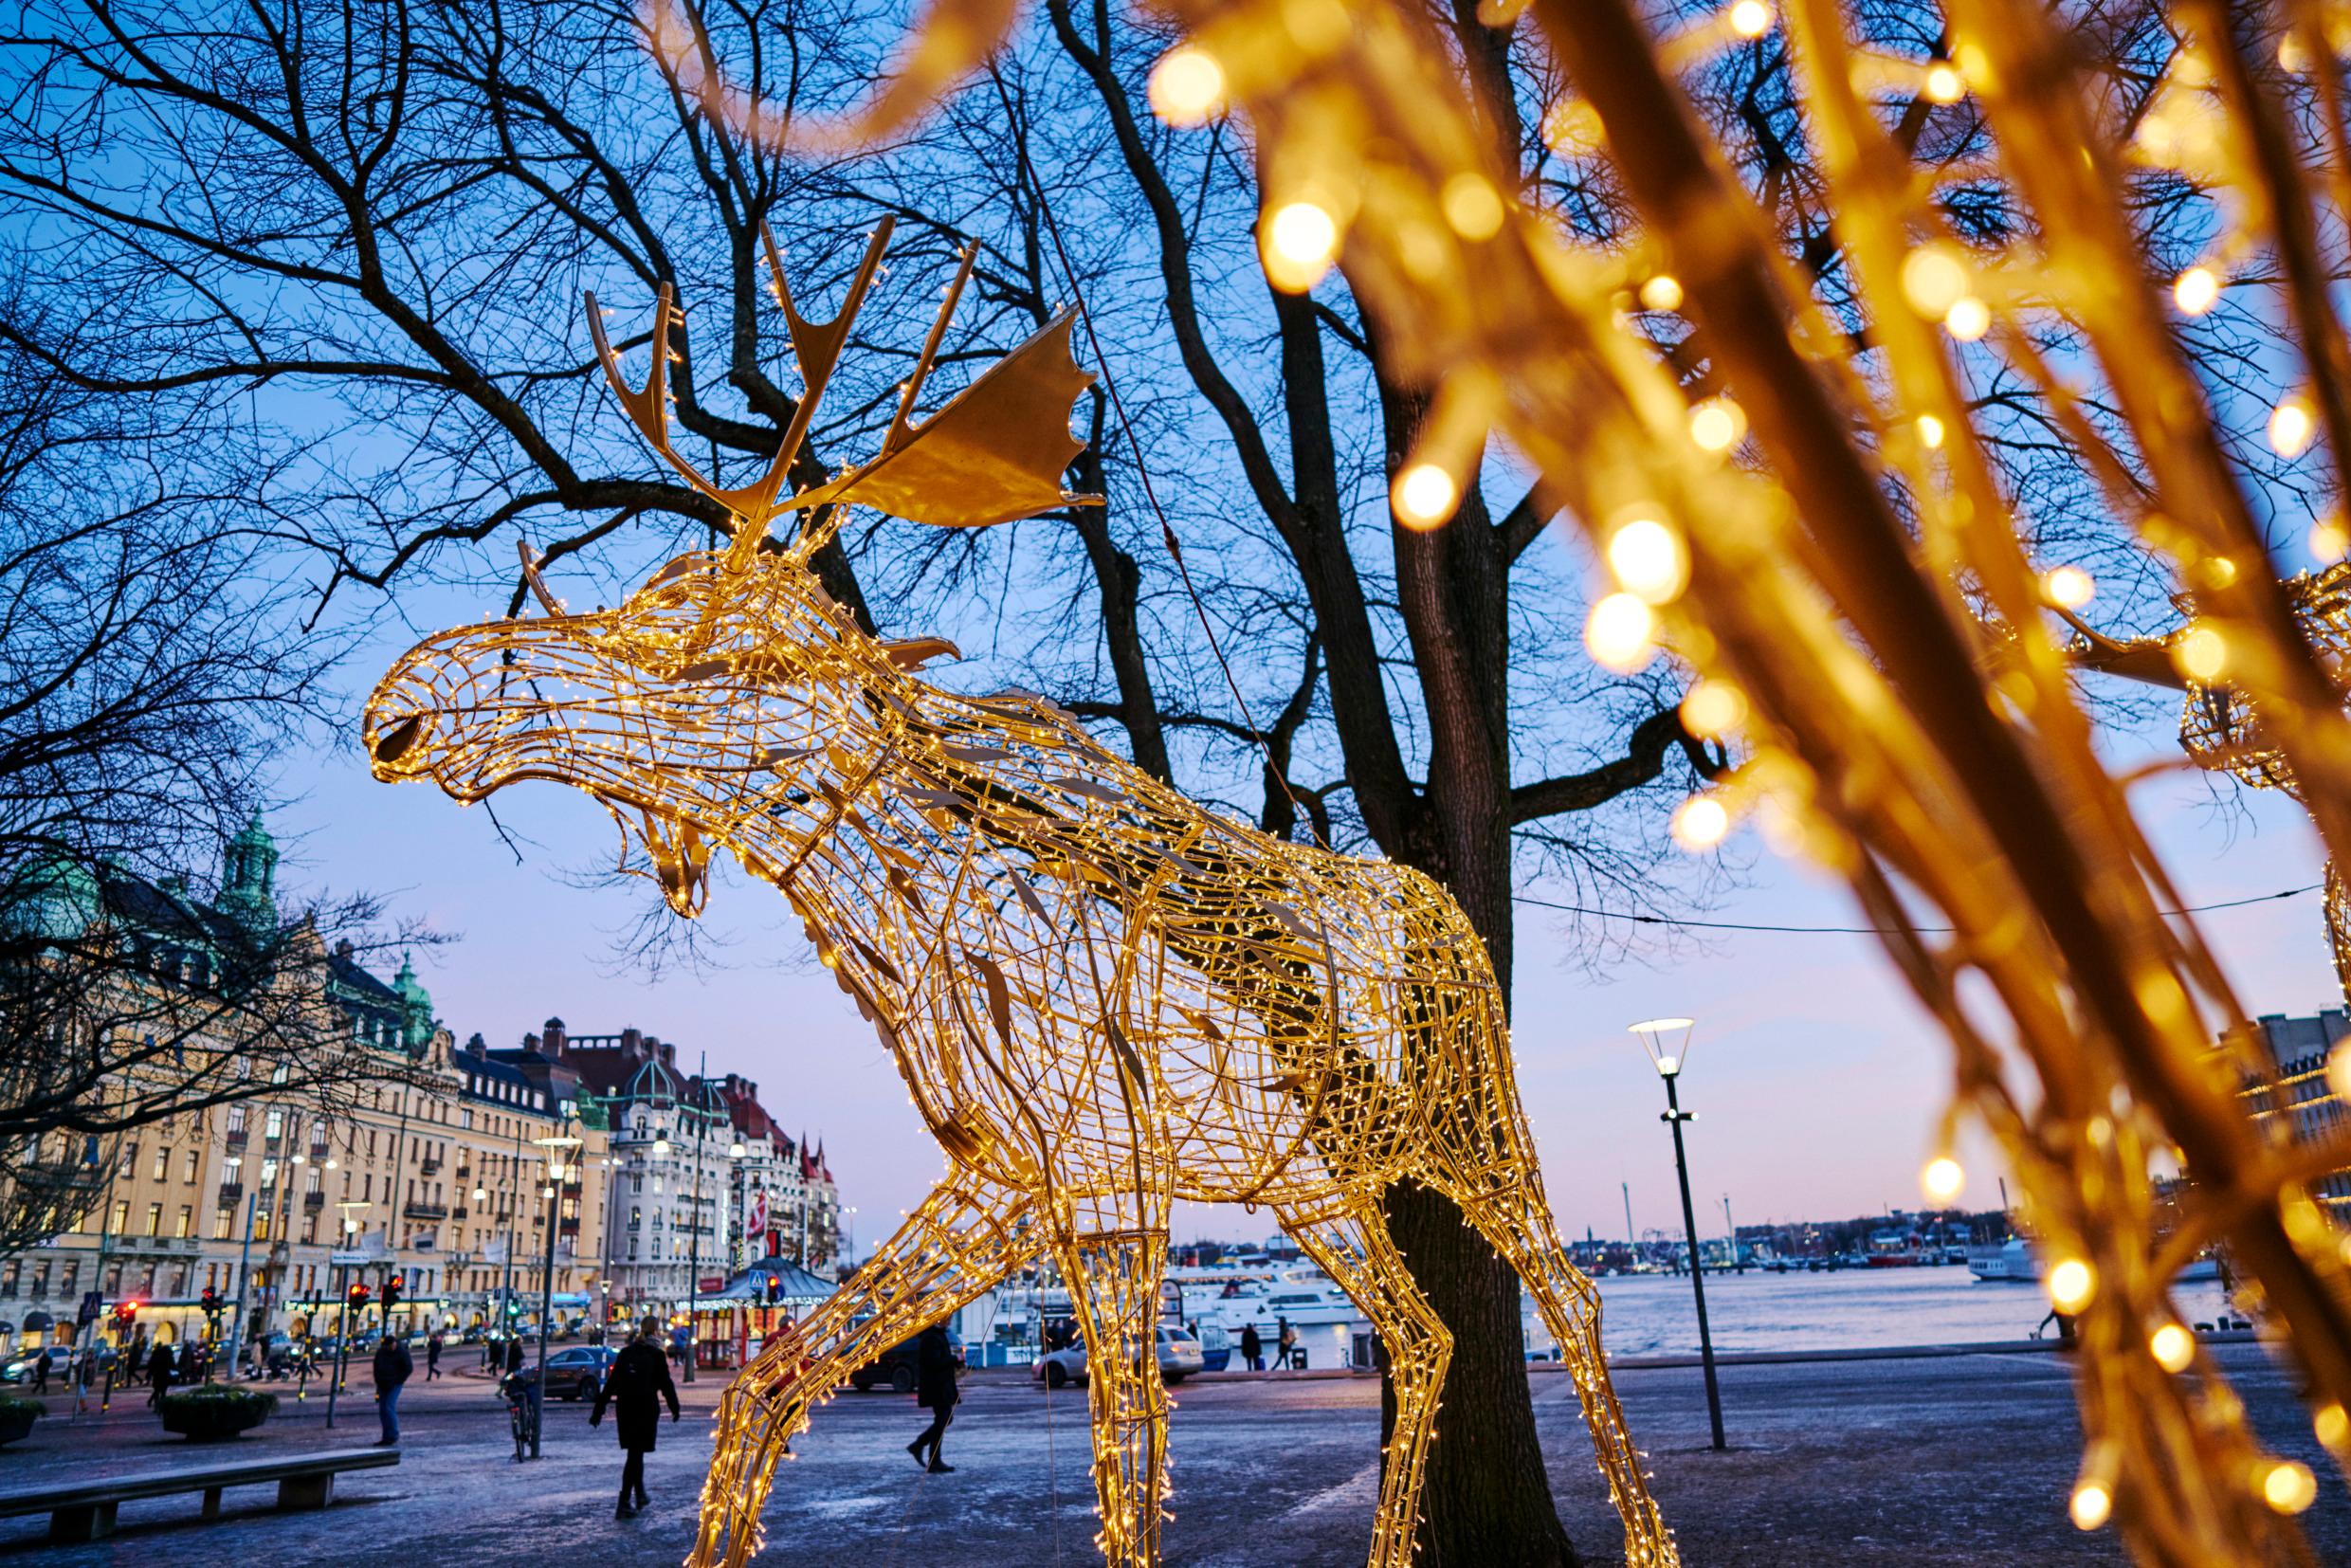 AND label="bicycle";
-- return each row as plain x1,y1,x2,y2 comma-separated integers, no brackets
501,1368,541,1460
